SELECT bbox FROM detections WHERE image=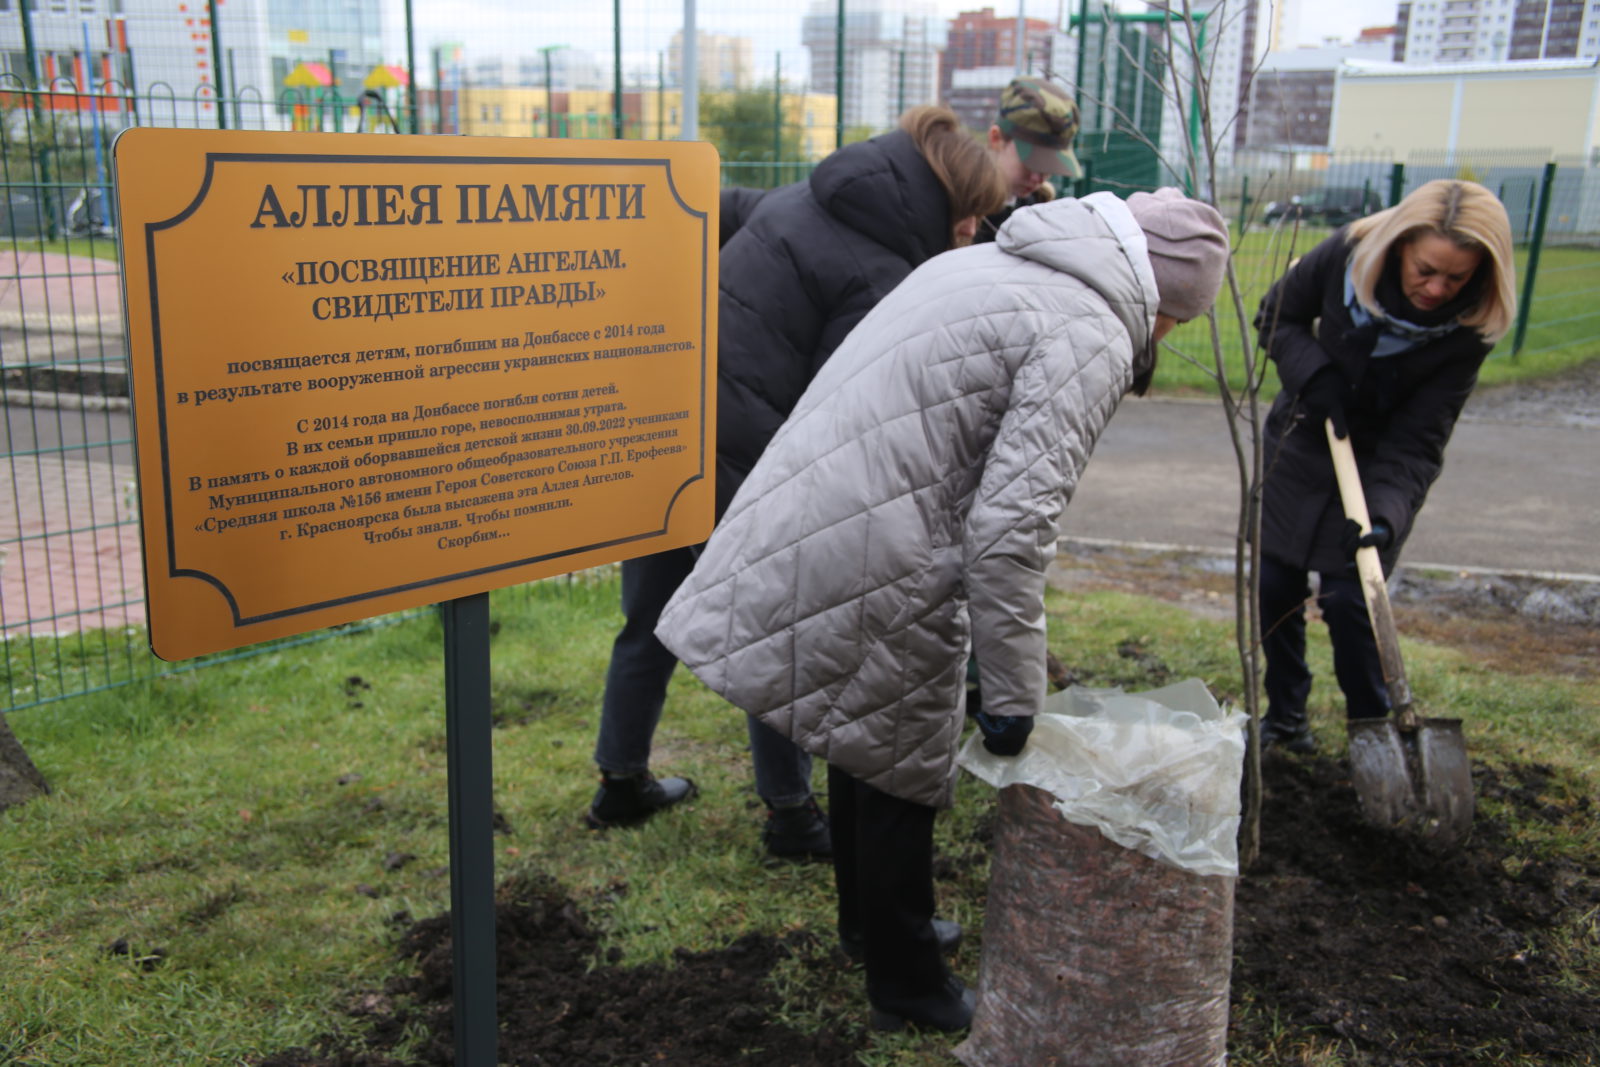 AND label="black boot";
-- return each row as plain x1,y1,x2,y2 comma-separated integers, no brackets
586,771,696,829
1260,702,1317,754
762,796,832,861
869,974,976,1033
839,917,961,964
